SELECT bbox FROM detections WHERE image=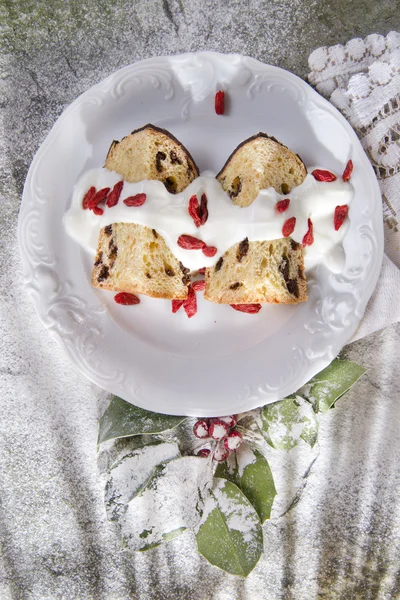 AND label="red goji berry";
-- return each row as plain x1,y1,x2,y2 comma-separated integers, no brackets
215,90,225,115
202,245,217,257
106,181,124,207
114,292,140,305
302,218,314,246
177,235,205,250
282,217,296,237
334,205,349,230
342,160,353,182
276,199,290,213
230,304,262,314
311,169,337,182
93,206,104,216
123,193,147,207
172,299,185,313
183,285,197,318
82,186,96,209
192,280,206,292
198,267,206,275
199,193,209,225
88,187,110,209
188,194,202,227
